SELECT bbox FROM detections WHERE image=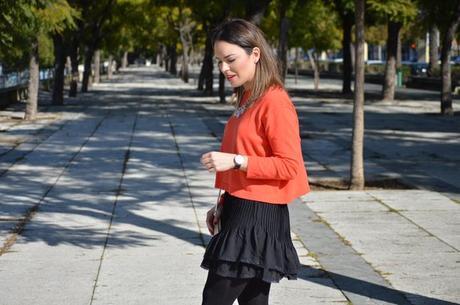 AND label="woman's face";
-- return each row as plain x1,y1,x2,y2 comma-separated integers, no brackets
214,40,260,89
